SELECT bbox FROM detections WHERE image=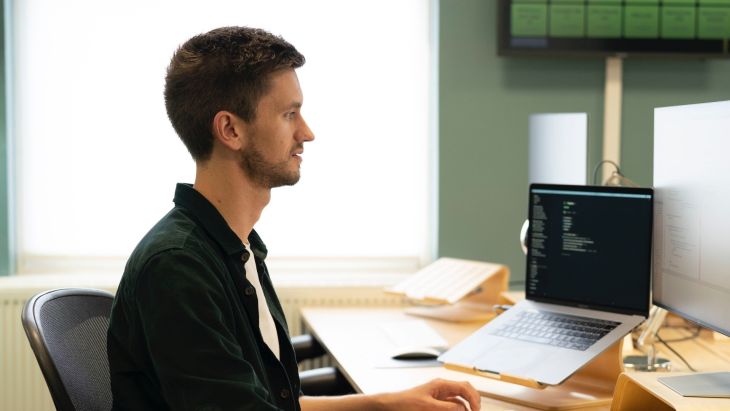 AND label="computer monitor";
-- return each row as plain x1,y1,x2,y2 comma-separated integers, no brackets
528,113,588,186
653,100,730,396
